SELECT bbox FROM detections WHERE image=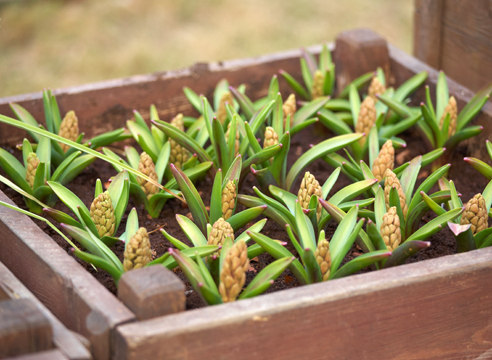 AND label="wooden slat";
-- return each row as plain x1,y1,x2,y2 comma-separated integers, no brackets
333,28,390,90
0,47,318,147
413,0,444,69
4,350,68,360
0,194,134,360
118,266,185,321
114,247,492,360
0,261,91,360
0,299,52,358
